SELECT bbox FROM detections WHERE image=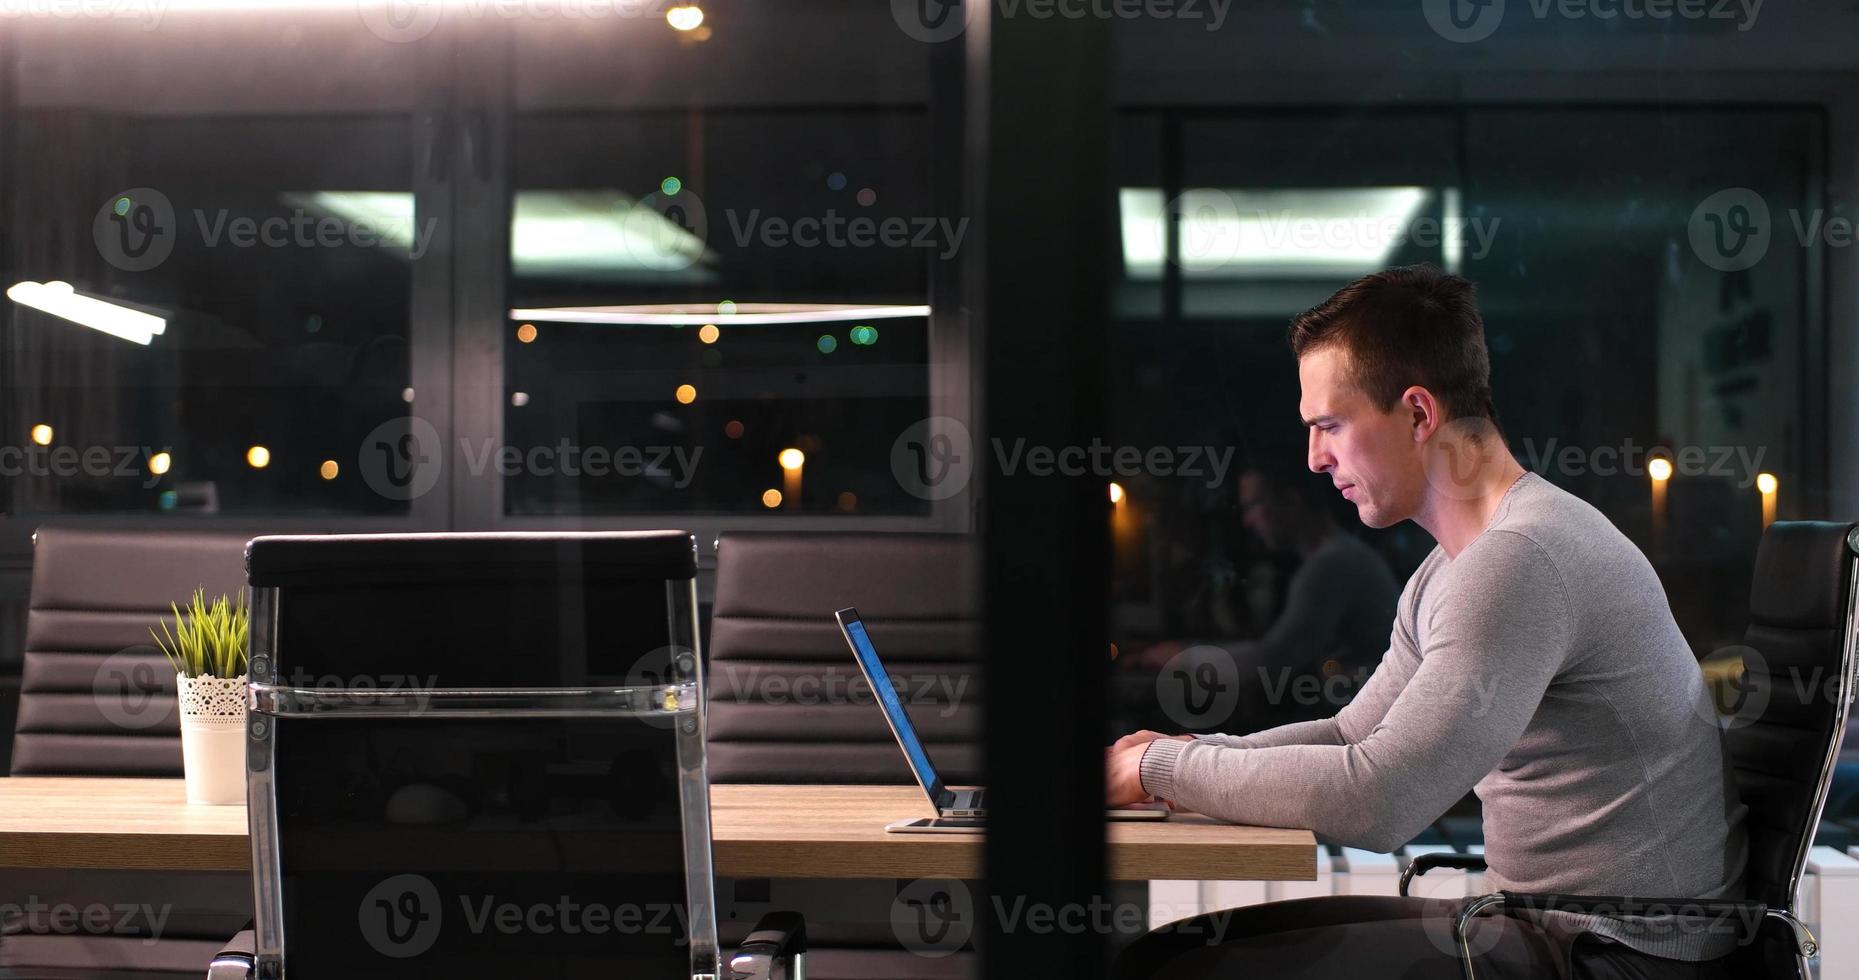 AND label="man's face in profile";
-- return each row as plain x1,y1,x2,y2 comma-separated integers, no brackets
1297,346,1419,529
